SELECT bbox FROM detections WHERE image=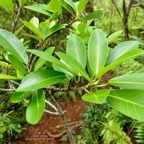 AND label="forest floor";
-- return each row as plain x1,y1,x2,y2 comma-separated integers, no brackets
14,97,86,144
